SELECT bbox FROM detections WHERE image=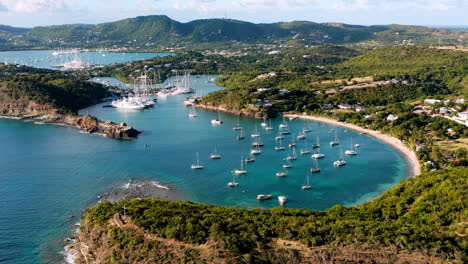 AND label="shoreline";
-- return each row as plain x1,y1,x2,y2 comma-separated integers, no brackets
284,114,421,177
